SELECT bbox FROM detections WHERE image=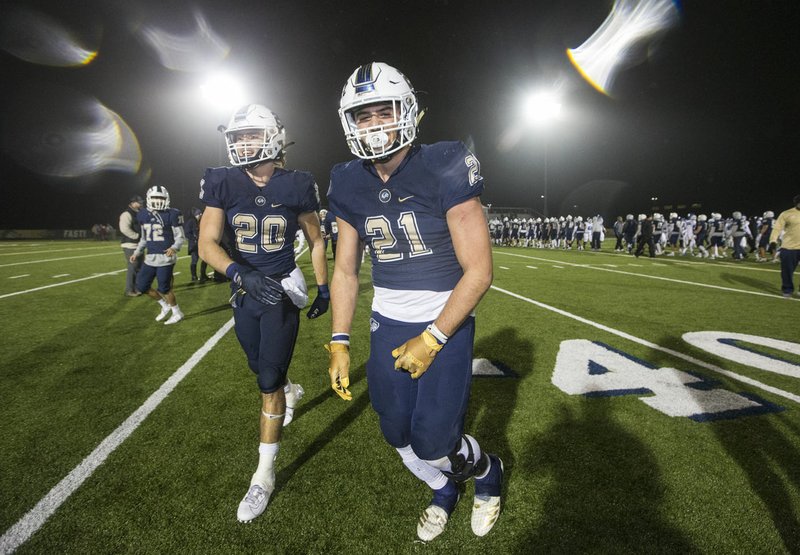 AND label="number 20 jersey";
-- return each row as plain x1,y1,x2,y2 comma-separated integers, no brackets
327,142,484,322
200,166,320,277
